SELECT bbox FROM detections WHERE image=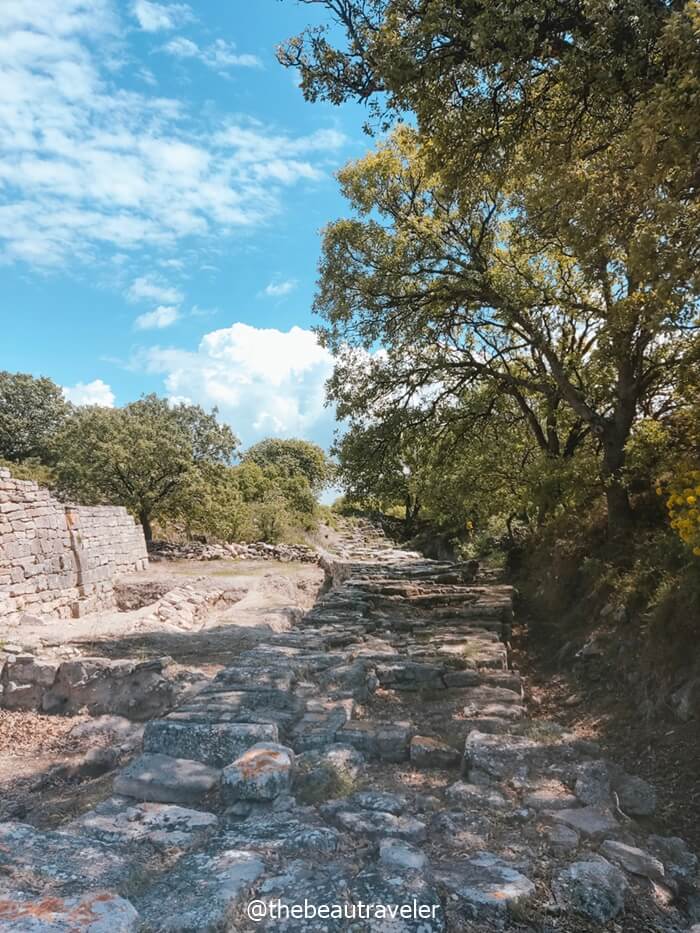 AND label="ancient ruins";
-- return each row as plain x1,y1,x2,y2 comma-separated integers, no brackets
0,469,147,621
0,519,698,931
